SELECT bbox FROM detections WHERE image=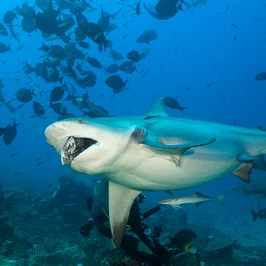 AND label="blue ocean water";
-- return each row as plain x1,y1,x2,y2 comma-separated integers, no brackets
0,1,266,265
